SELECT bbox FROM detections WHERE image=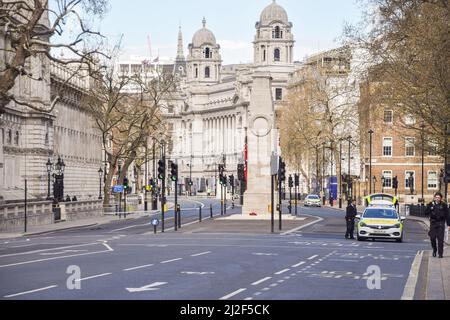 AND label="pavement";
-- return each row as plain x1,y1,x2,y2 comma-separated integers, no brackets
0,198,436,300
